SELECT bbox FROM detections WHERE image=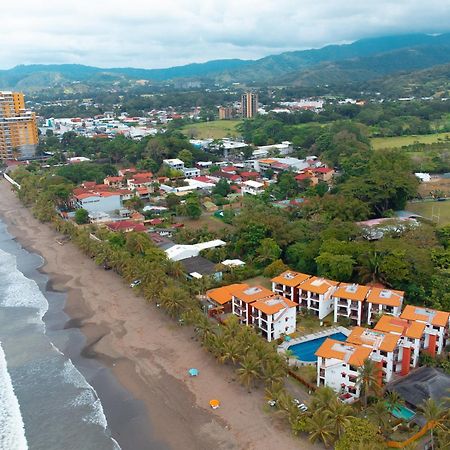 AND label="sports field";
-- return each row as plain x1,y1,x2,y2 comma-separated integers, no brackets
406,200,450,225
371,132,450,150
182,120,242,139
